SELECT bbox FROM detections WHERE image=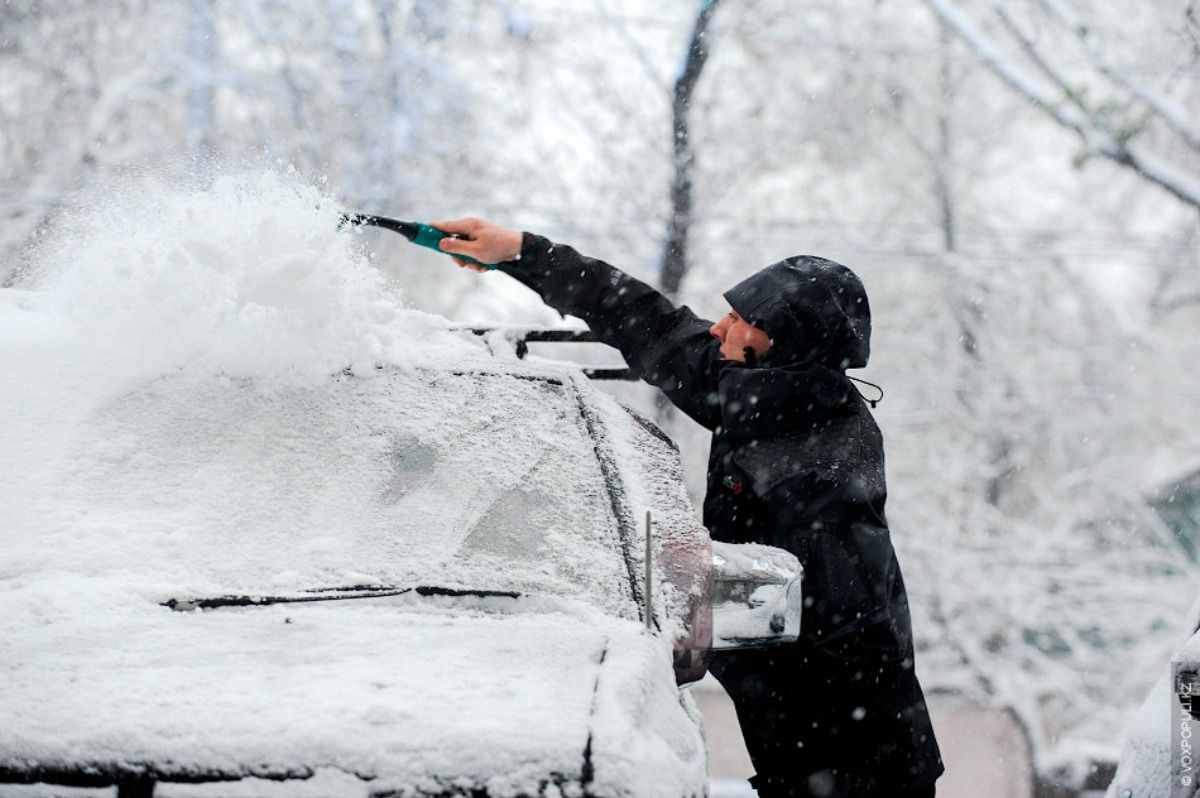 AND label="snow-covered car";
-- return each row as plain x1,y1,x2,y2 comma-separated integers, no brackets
0,343,801,798
1105,599,1200,798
